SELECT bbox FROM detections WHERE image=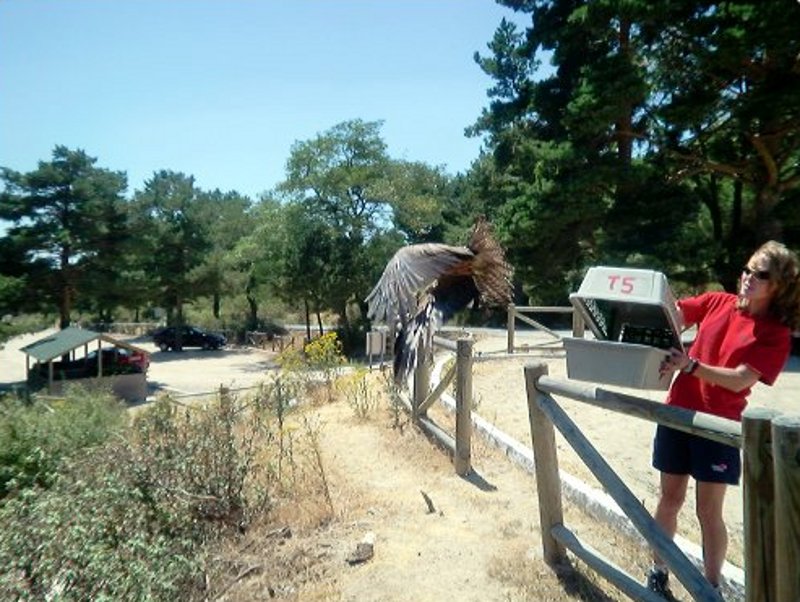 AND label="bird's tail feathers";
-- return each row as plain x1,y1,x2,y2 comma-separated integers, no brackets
468,217,513,307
